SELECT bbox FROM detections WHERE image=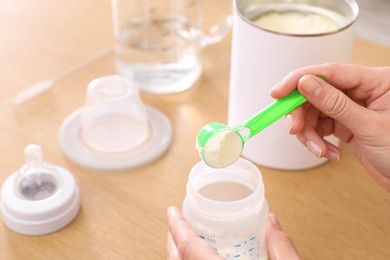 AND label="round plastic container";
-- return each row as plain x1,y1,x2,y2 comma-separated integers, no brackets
183,158,269,260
